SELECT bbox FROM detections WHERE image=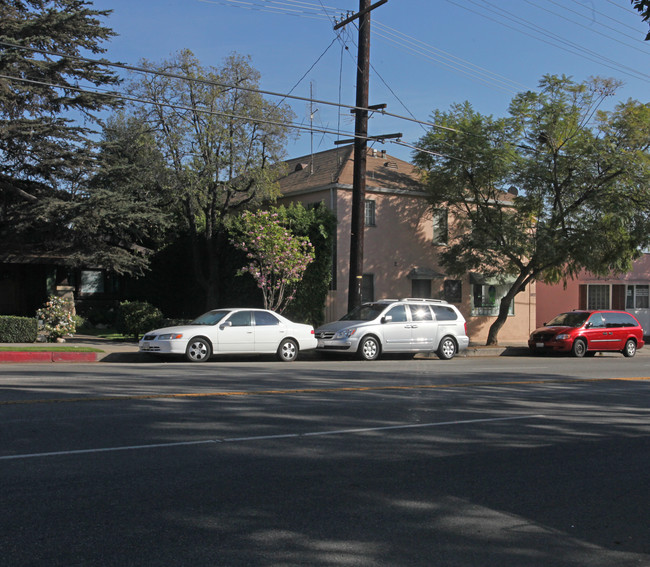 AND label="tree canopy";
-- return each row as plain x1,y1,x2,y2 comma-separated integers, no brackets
414,74,650,345
0,0,165,275
120,49,295,308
